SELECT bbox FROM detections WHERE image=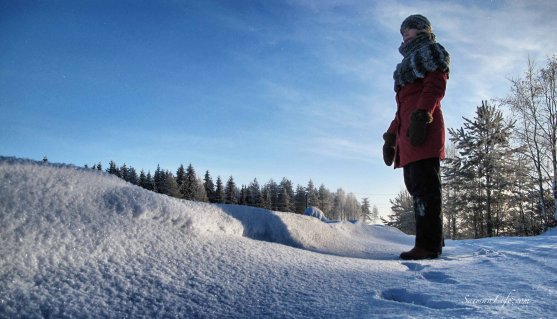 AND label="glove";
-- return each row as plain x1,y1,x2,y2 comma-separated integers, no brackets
382,133,396,166
407,109,433,146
